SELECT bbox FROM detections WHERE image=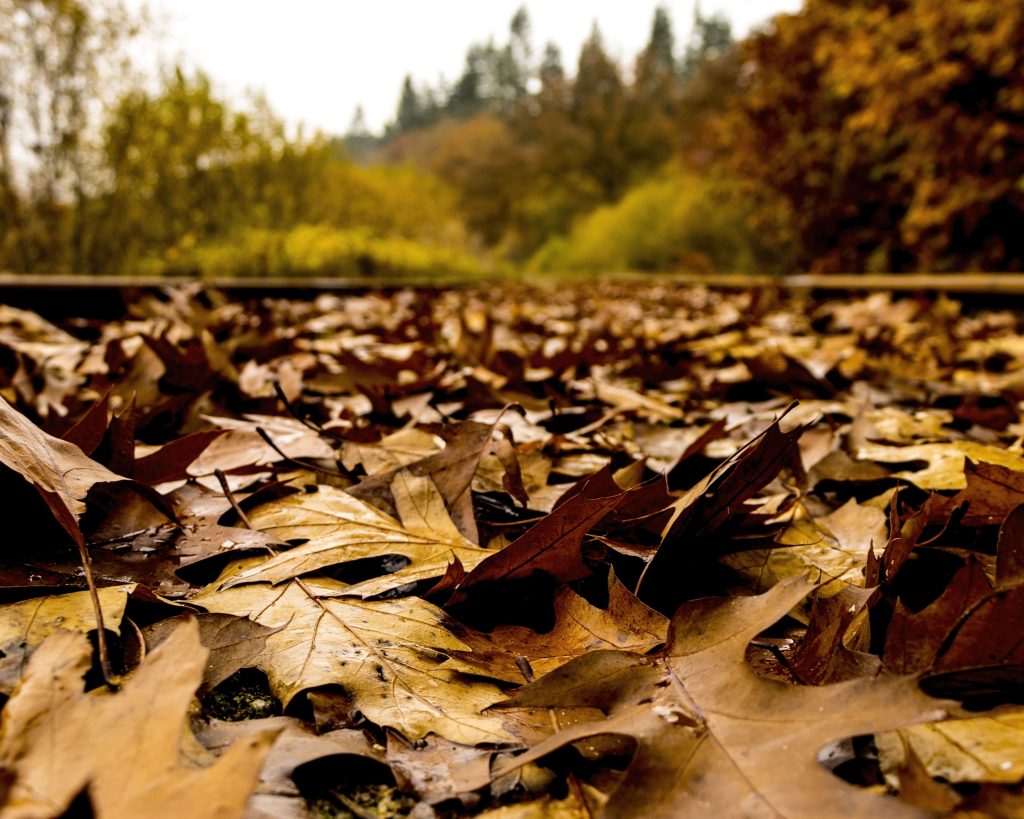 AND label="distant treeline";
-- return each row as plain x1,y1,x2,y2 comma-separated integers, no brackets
1,1,1021,277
